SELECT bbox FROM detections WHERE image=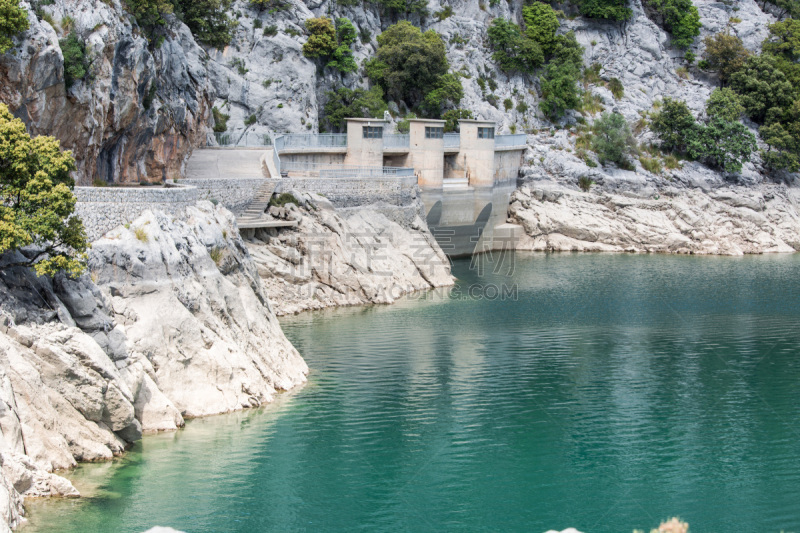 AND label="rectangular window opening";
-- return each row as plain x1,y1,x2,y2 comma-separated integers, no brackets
477,127,495,139
363,126,384,139
425,127,444,139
